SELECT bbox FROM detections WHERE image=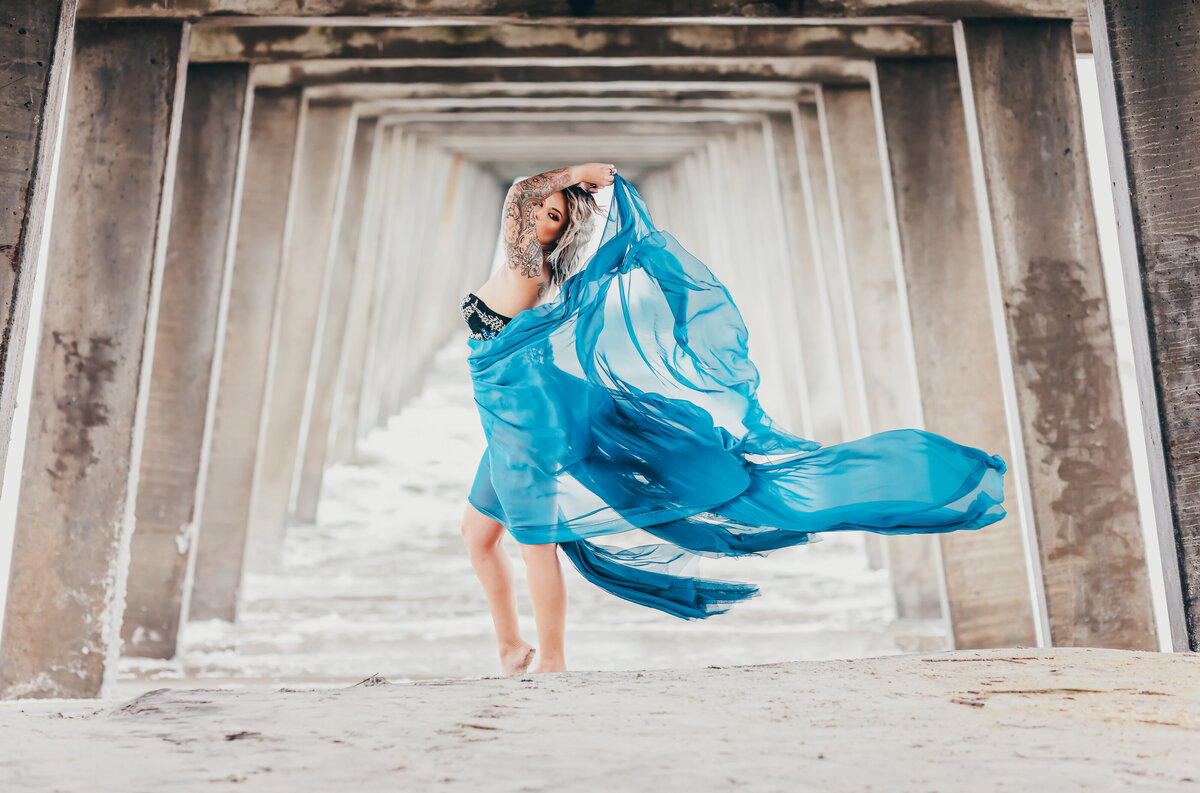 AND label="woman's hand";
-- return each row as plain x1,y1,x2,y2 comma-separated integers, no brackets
574,162,617,193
